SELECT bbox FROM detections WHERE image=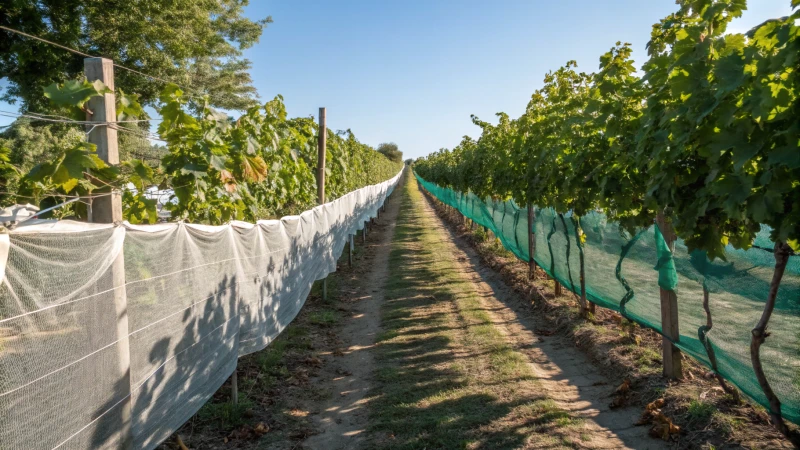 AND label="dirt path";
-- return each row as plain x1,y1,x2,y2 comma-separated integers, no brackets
415,181,666,449
362,172,665,449
301,179,403,450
